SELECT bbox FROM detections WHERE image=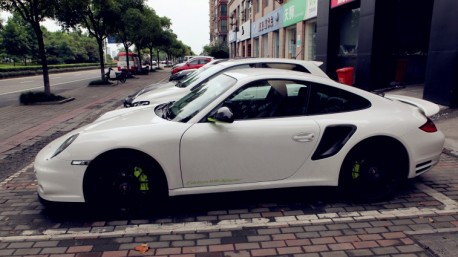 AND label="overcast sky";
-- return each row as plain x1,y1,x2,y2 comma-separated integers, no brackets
147,0,210,54
2,0,210,55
